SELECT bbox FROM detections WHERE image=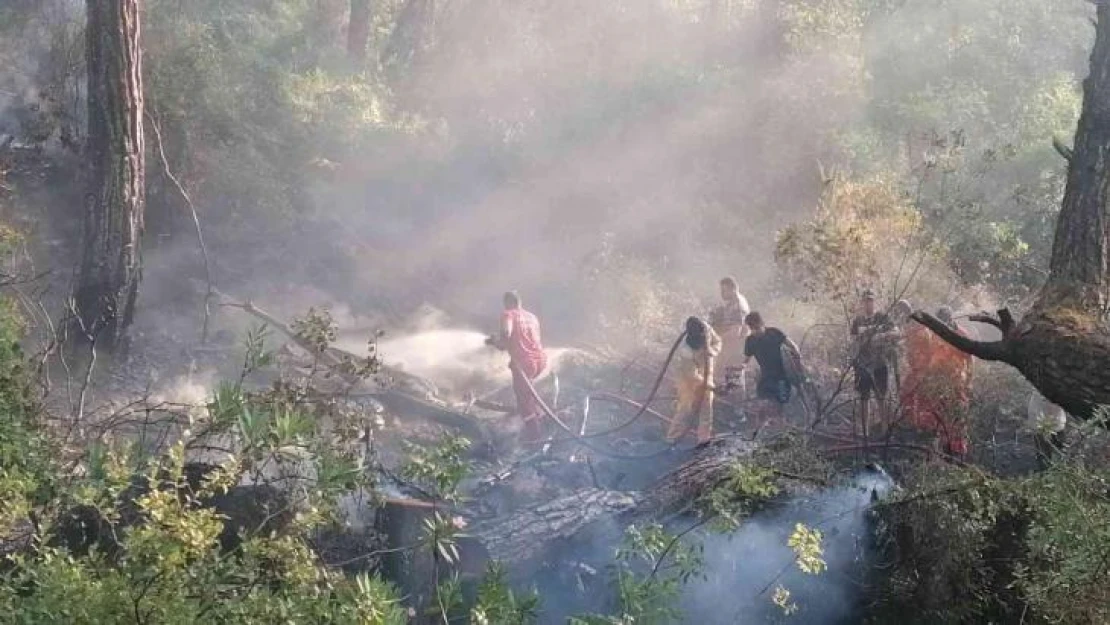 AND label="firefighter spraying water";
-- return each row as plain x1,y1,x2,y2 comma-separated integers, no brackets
486,290,549,445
